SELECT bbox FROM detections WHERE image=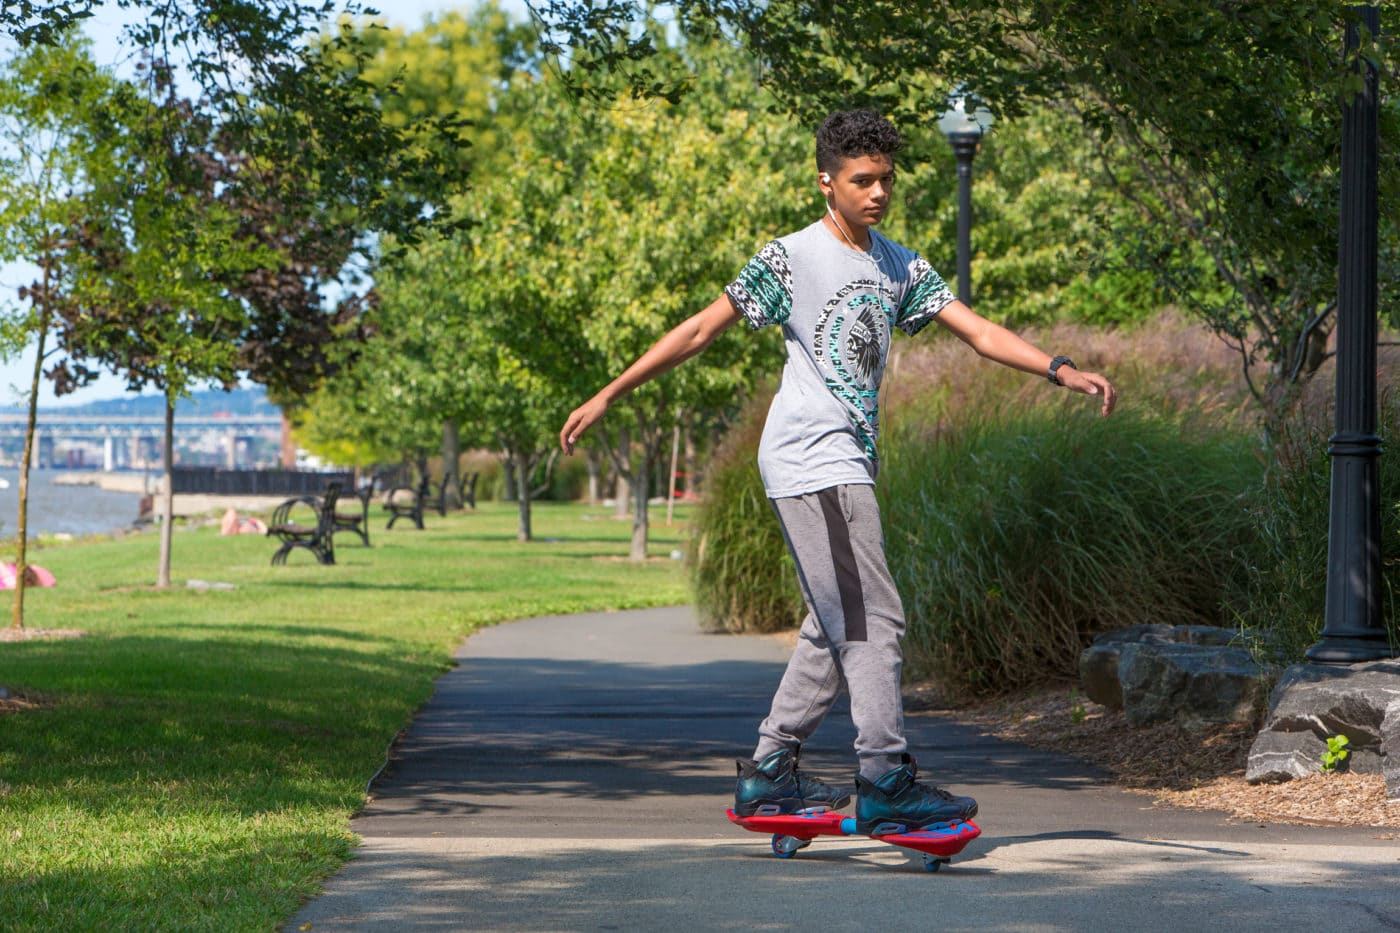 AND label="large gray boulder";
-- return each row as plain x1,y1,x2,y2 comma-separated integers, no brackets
1078,625,1271,727
1245,660,1400,799
1079,625,1175,709
1383,700,1400,799
1118,643,1270,729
